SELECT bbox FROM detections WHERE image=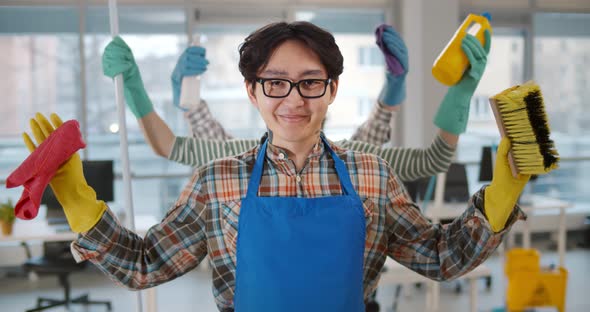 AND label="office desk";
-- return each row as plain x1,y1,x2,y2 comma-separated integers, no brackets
381,244,492,312
410,194,571,312
0,214,159,312
0,214,157,243
424,194,573,266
